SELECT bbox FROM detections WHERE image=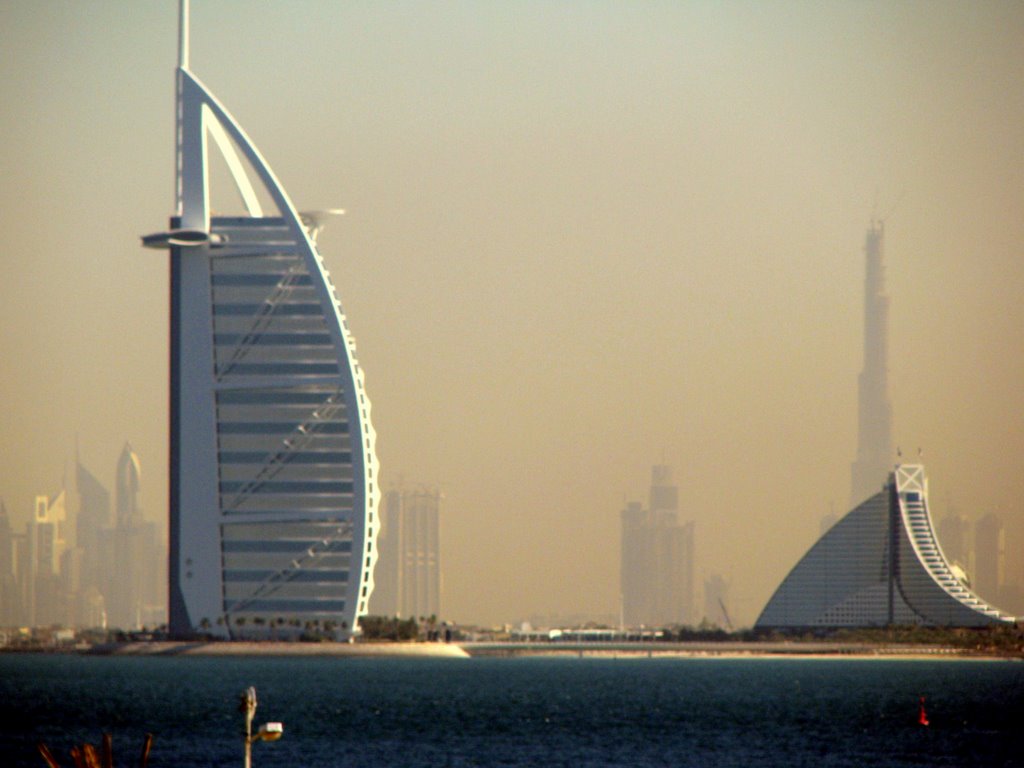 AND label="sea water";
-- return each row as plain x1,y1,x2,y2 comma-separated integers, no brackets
1,654,1022,767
